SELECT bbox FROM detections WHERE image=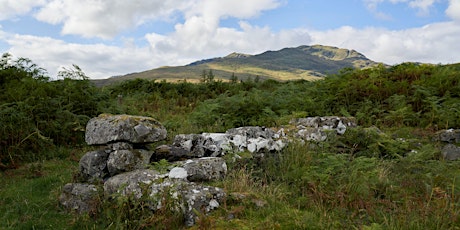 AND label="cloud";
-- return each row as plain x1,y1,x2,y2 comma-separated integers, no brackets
34,0,190,39
0,0,47,20
4,33,154,79
446,0,460,21
32,0,281,39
